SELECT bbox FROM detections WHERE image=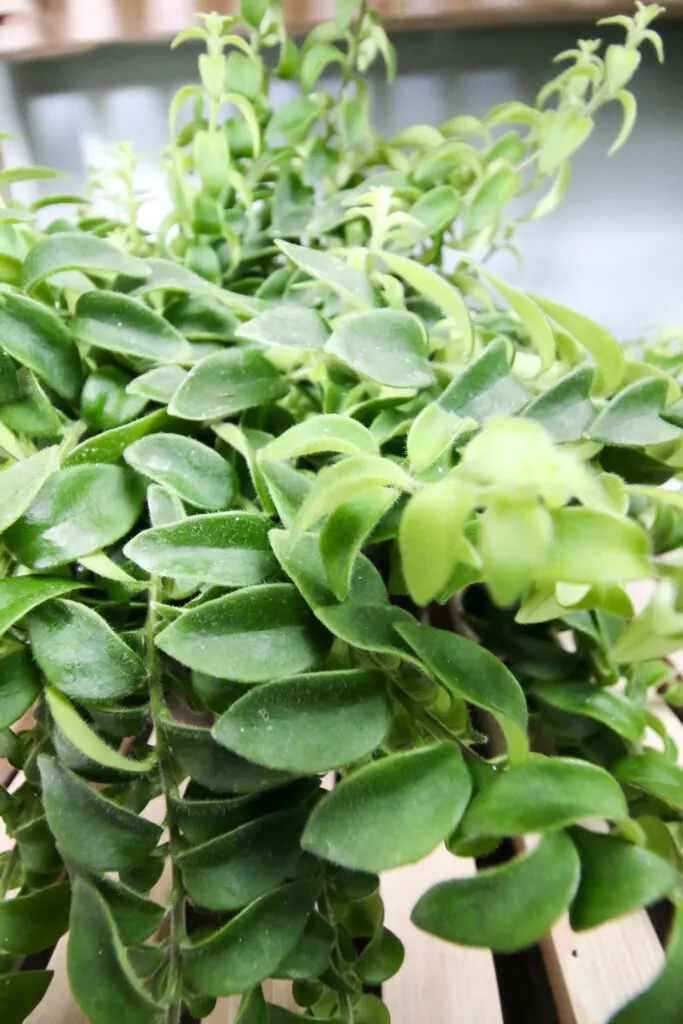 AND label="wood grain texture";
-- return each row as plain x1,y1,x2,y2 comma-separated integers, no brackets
382,846,504,1024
